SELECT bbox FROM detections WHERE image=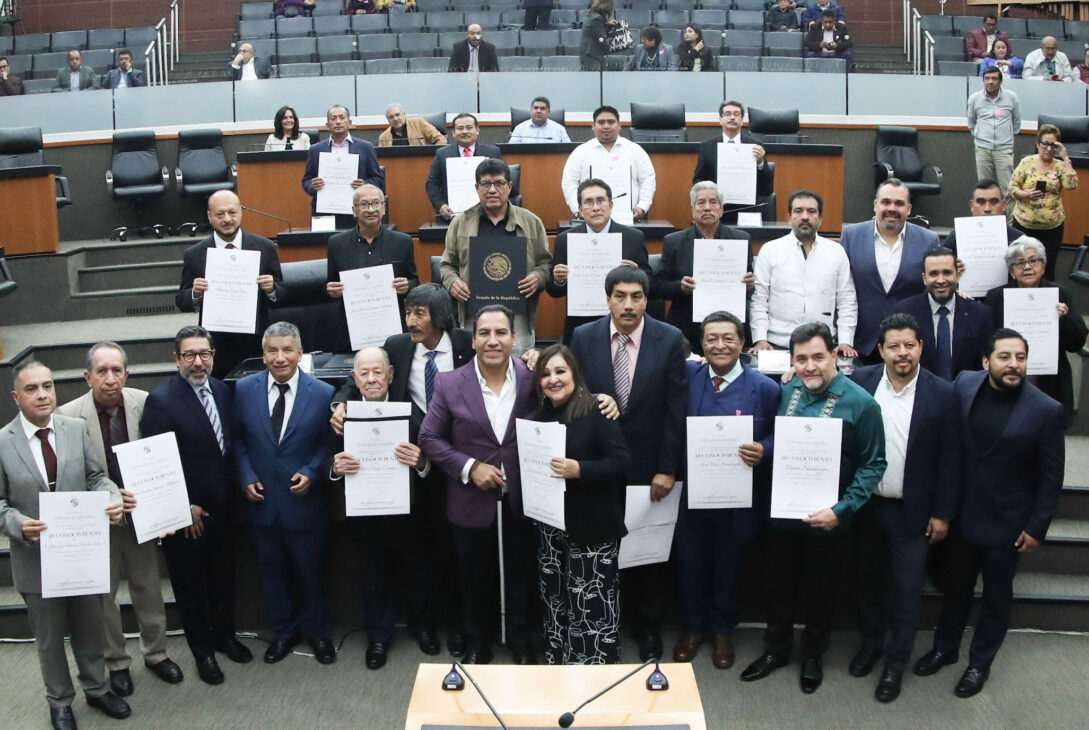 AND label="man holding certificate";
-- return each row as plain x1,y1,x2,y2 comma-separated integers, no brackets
692,100,774,224
0,361,131,729
546,178,651,344
175,190,286,379
741,322,886,694
941,179,1023,255
301,104,384,229
673,312,780,670
425,113,503,220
